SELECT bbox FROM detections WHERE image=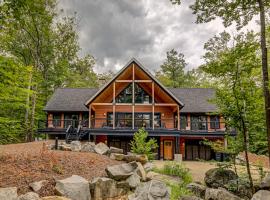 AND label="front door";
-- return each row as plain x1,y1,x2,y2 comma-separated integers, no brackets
164,140,173,160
